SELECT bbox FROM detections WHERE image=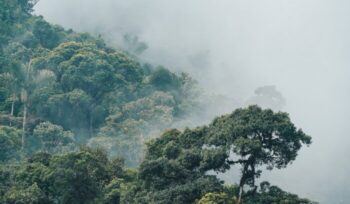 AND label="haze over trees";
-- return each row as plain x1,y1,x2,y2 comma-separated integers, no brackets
0,1,316,203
